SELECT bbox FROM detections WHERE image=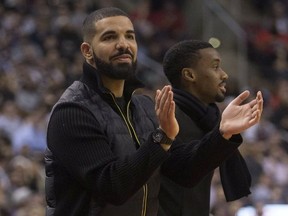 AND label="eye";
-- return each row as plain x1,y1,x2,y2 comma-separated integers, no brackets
126,34,135,40
103,35,116,41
